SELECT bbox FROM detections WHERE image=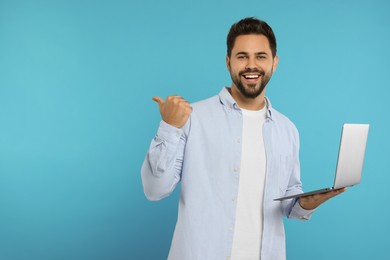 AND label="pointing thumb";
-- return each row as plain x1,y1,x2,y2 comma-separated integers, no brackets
152,96,164,108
